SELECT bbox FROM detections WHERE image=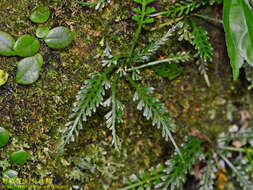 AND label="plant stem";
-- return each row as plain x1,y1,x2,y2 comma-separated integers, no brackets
111,75,119,149
119,174,165,190
128,1,146,62
193,14,223,24
217,150,251,188
218,146,253,153
126,58,175,71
